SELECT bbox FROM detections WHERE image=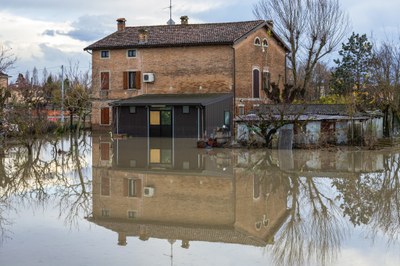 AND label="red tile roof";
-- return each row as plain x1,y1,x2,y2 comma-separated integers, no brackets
84,20,288,51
